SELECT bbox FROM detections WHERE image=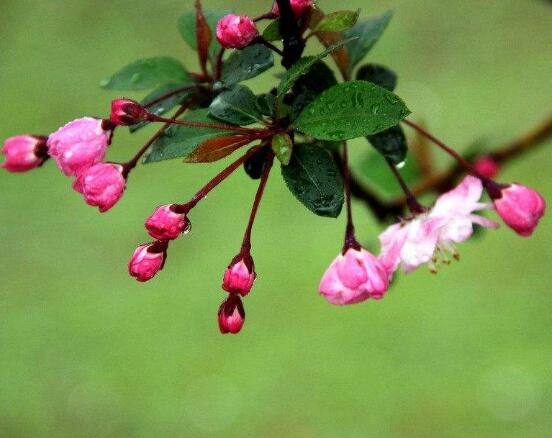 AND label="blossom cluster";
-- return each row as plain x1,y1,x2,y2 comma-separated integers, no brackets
1,0,547,335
